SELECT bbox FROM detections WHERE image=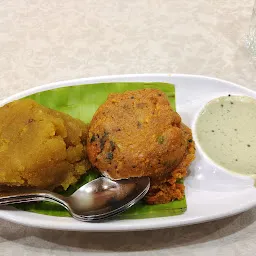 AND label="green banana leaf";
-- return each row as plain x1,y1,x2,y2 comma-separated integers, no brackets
15,82,187,219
